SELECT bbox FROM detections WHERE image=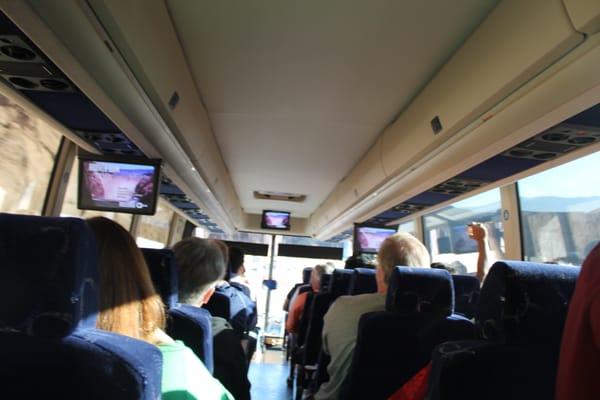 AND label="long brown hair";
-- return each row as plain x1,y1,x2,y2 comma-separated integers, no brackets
87,217,166,344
